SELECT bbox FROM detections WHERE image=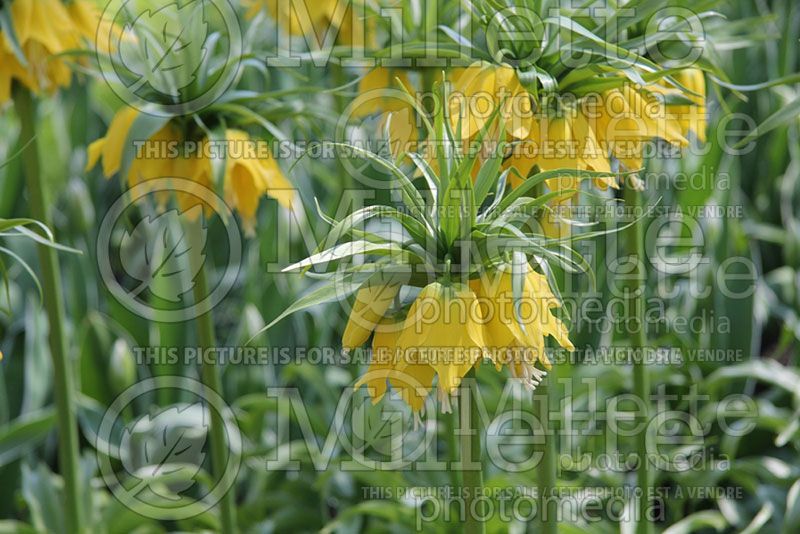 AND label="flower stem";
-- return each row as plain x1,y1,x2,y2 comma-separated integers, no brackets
14,86,84,534
537,374,558,534
458,371,485,534
624,184,652,534
444,409,459,490
187,225,238,534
